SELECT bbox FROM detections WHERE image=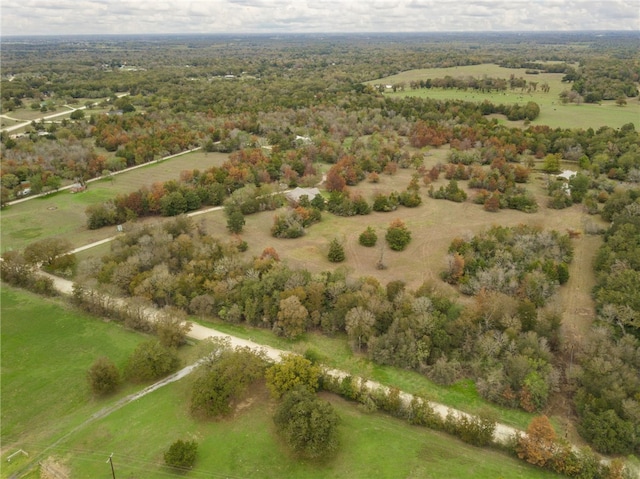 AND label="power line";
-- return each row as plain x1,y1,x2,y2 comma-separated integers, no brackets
106,453,116,479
